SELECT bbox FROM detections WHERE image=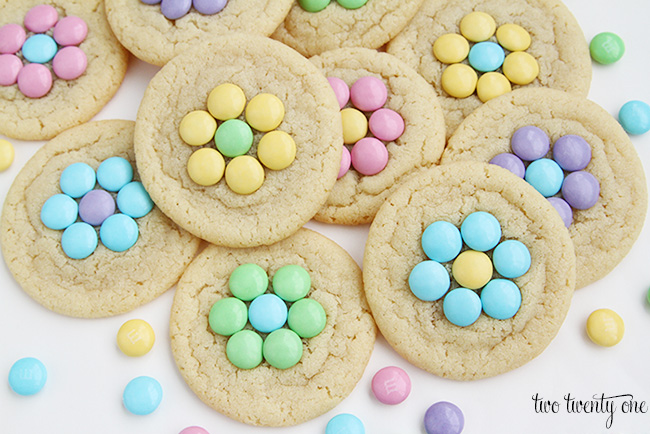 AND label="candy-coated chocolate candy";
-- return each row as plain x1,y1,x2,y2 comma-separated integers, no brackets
0,24,26,54
590,32,624,65
433,33,470,64
552,135,591,171
60,162,96,198
481,279,521,320
299,0,330,12
97,157,133,192
17,63,52,98
61,222,98,259
272,264,311,302
193,0,228,14
460,211,501,252
179,110,218,146
117,319,156,357
288,298,326,338
350,137,389,176
422,221,462,262
468,41,505,72
41,193,79,230
618,100,650,135
0,54,22,86
215,119,254,157
336,0,367,9
226,330,263,369
262,328,303,369
100,213,139,252
496,23,531,52
327,76,350,109
52,46,87,80
257,131,296,170
79,189,115,226
22,34,58,64
524,158,564,197
225,155,265,194
511,125,550,161
459,11,496,42
586,308,624,346
24,4,58,33
248,293,288,333
187,148,225,186
141,0,162,4
547,197,573,228
424,401,464,434
440,64,477,98
489,152,525,178
561,171,600,210
451,250,492,290
179,427,209,434
9,357,47,396
209,297,248,336
369,108,404,142
503,52,539,85
117,181,154,218
476,72,511,103
123,376,163,415
371,366,411,405
350,76,387,112
207,83,246,121
341,107,368,145
0,138,15,171
326,414,365,434
492,240,531,279
161,0,192,20
408,260,450,301
245,93,285,132
338,146,351,179
53,16,88,46
229,263,268,301
647,287,650,305
443,288,482,327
